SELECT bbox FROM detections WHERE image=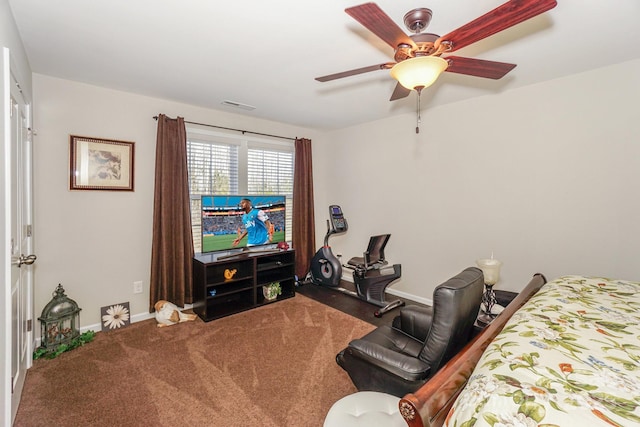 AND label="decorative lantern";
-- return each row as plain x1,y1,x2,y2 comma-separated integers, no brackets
38,284,81,349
